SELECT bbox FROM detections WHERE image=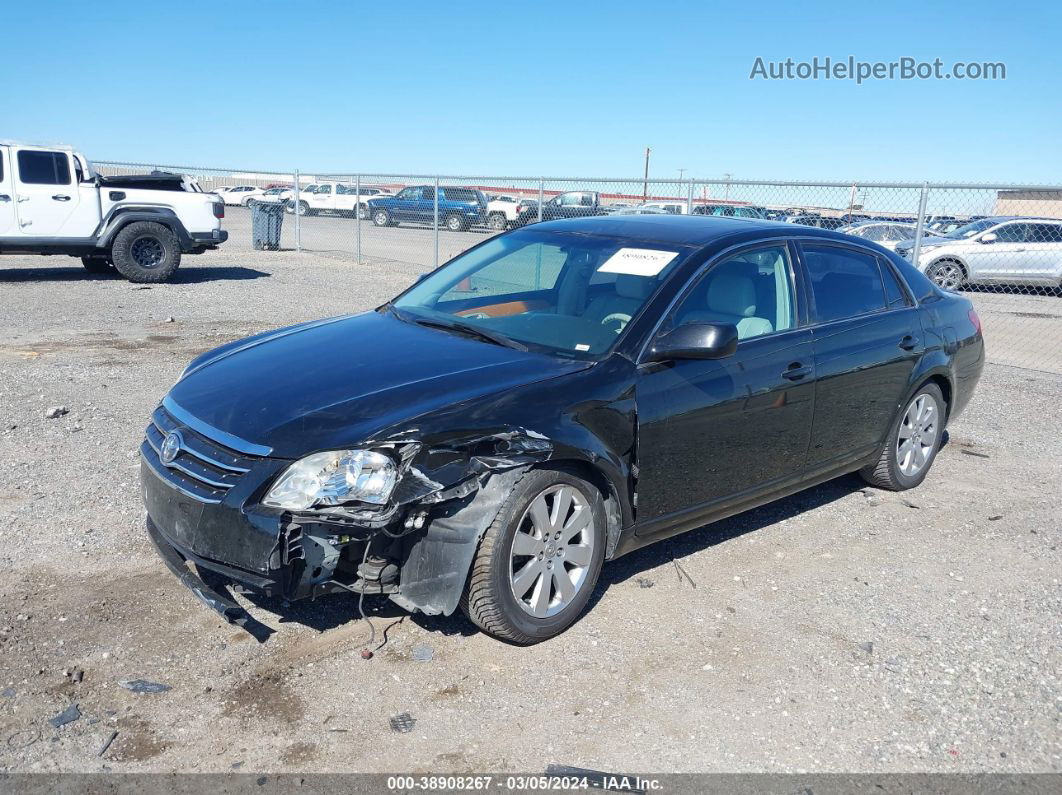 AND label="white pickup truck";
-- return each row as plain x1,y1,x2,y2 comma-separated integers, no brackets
287,182,391,219
0,141,227,283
